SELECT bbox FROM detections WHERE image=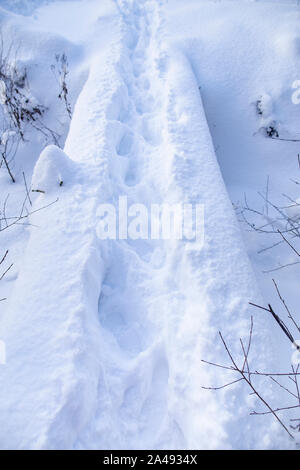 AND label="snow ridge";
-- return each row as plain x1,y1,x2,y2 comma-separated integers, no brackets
0,0,277,450
74,0,274,450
